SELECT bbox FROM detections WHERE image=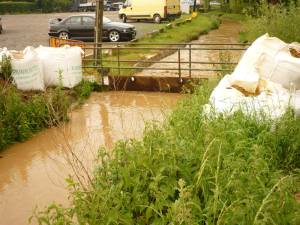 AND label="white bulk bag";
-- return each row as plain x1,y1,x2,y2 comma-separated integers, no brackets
268,44,300,90
207,75,291,120
36,46,83,88
230,34,287,93
11,47,45,91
